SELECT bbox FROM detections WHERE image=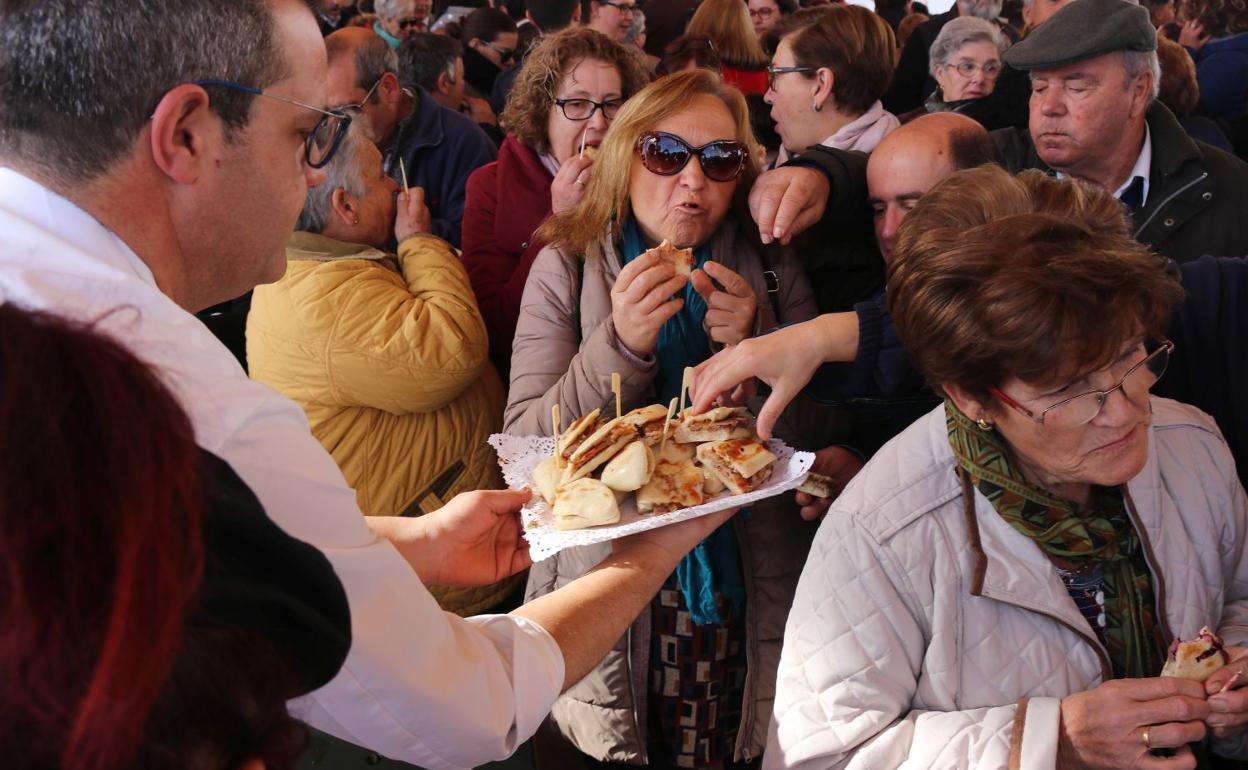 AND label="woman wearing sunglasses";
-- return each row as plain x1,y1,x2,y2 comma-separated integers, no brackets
504,68,827,769
460,7,519,98
770,167,1248,769
462,27,649,378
